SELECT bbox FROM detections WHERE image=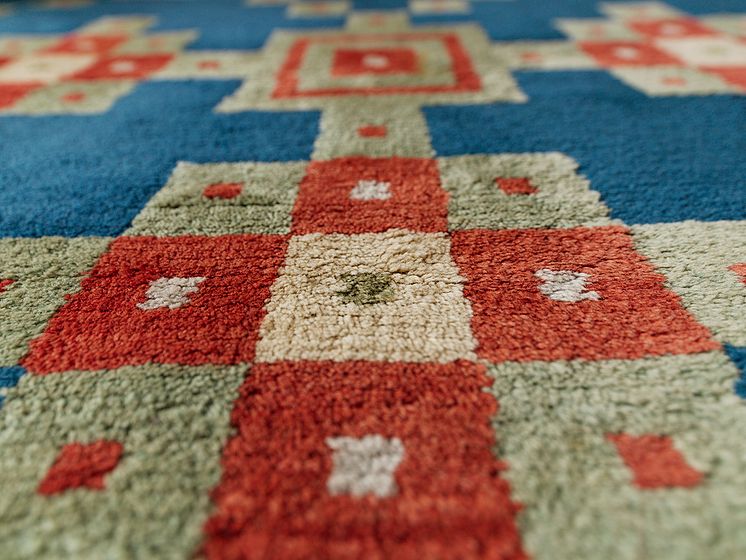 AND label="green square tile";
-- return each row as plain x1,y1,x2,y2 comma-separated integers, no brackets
0,237,110,366
126,160,307,236
438,153,612,231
